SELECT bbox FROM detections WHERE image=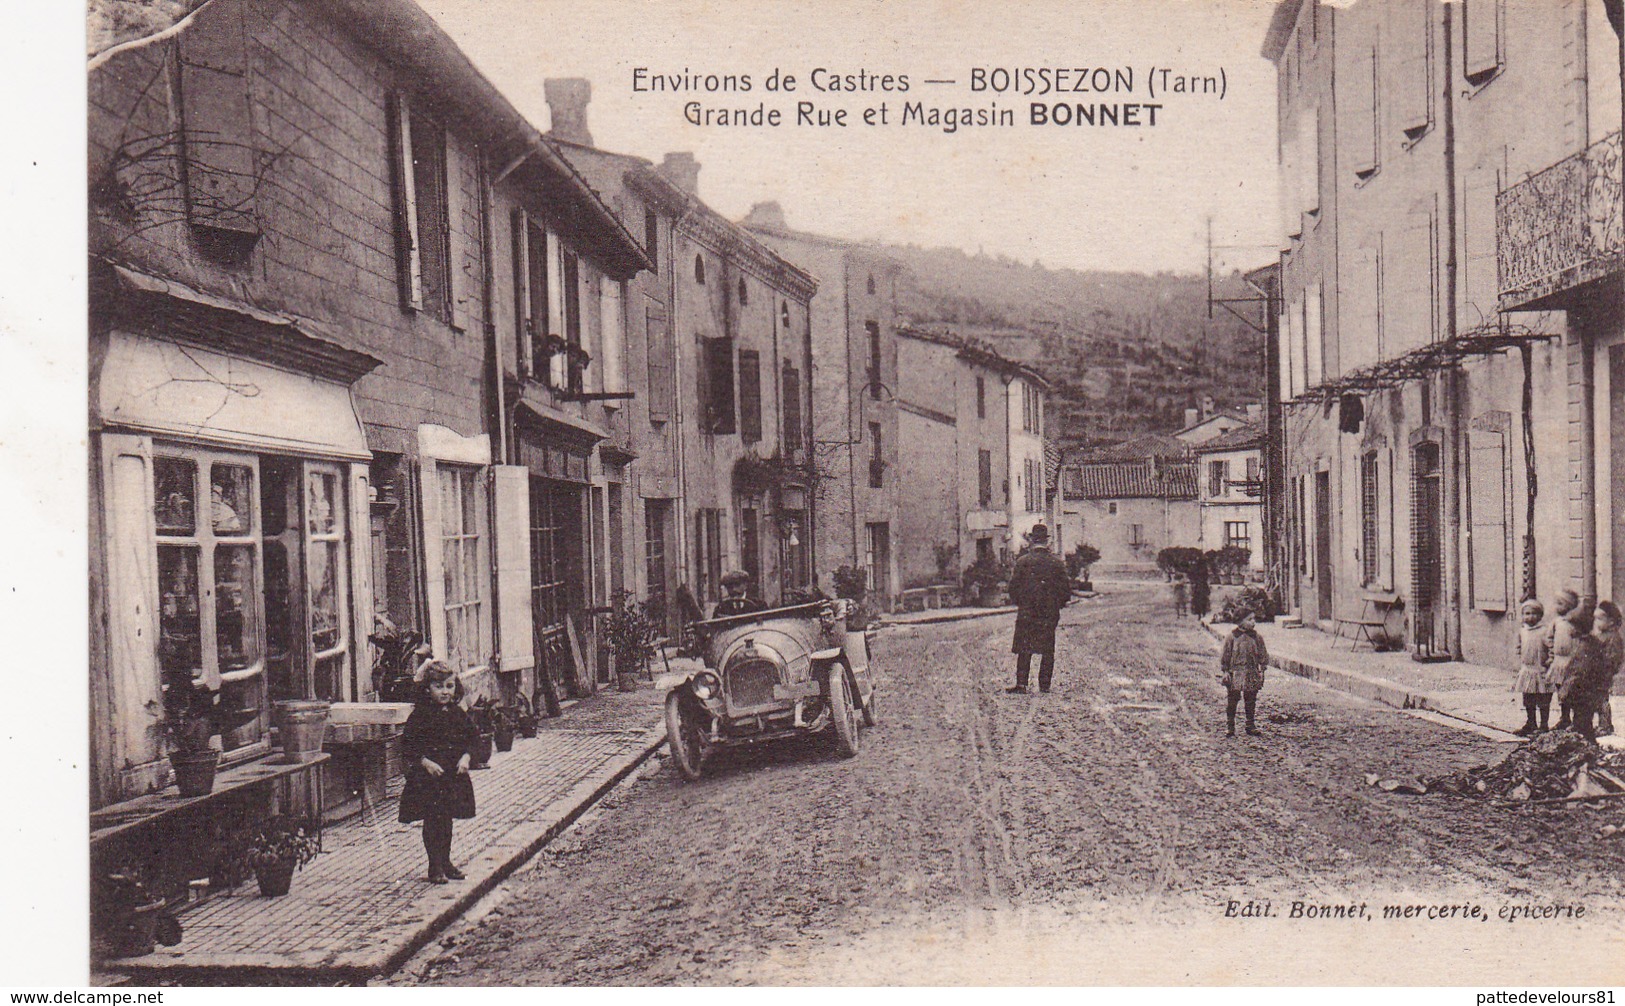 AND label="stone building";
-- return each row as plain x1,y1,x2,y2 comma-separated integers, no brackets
741,203,902,608
1193,424,1266,571
87,0,648,824
1056,436,1200,576
1263,0,1622,662
894,326,1053,590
